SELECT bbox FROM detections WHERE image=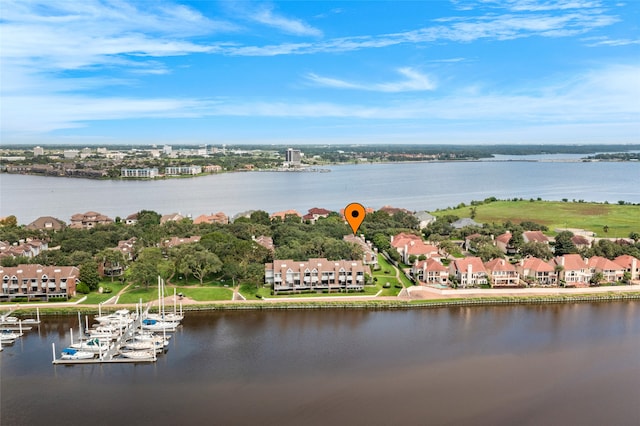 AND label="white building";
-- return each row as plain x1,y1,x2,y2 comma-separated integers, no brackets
121,168,159,178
